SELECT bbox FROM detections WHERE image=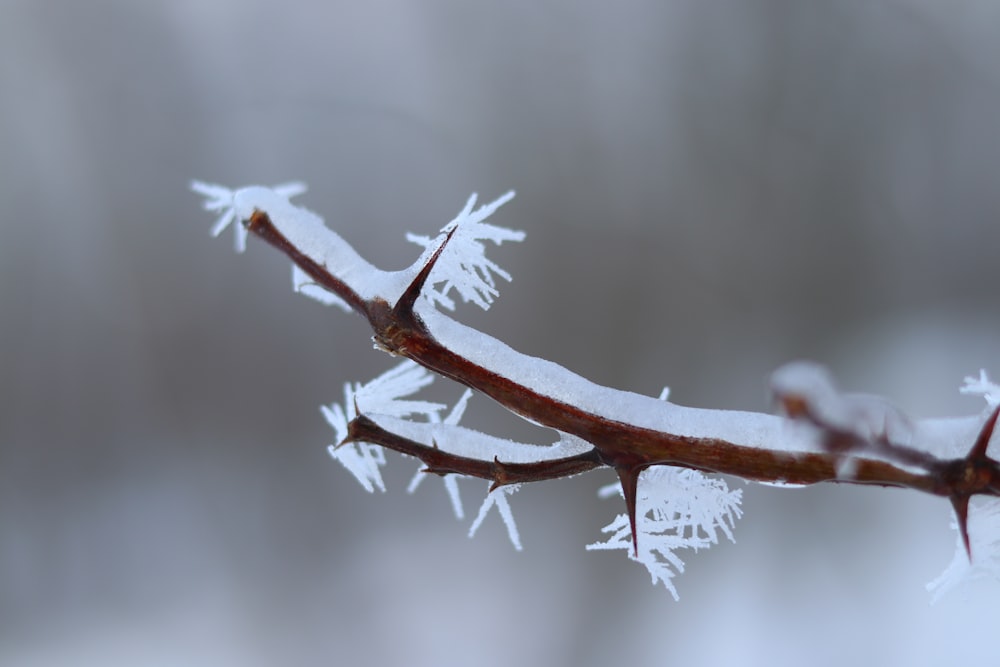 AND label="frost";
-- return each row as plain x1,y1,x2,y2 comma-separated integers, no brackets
407,388,474,520
587,466,743,600
469,483,523,551
927,497,1000,602
406,191,524,311
322,360,446,493
292,264,351,312
193,180,407,304
960,369,1000,408
191,180,307,253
